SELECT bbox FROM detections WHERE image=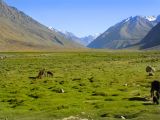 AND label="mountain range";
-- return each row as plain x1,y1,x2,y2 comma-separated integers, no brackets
48,27,98,46
88,16,160,49
1,0,160,51
80,34,100,46
0,0,83,51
